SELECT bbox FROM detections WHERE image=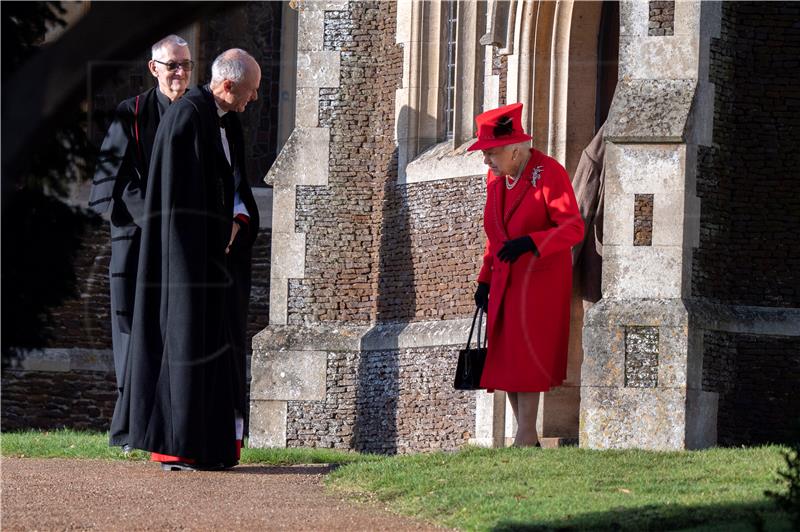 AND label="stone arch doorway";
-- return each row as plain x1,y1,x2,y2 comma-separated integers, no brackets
553,0,619,446
485,0,619,445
